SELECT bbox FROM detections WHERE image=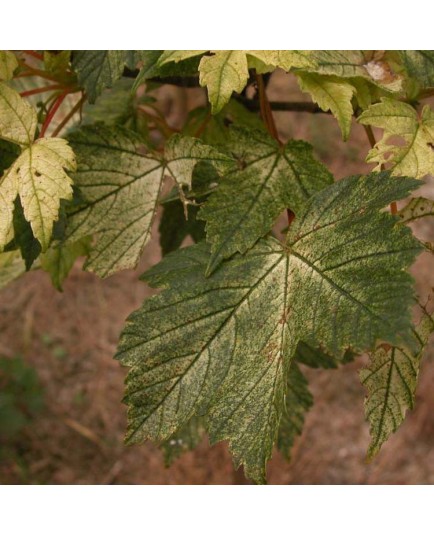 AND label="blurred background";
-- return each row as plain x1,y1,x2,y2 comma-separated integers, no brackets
1,70,434,485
